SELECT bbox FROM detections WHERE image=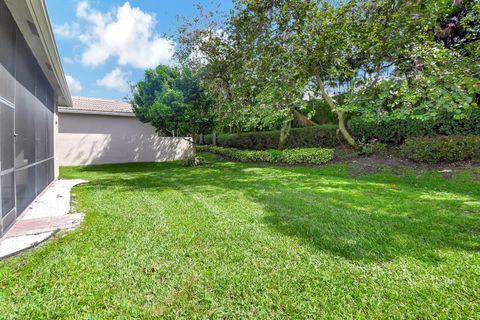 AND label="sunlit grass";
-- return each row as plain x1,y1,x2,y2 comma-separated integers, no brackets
0,155,479,318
